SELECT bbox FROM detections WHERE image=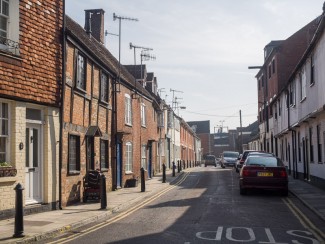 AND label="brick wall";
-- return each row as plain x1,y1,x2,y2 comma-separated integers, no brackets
62,41,112,207
0,0,62,106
